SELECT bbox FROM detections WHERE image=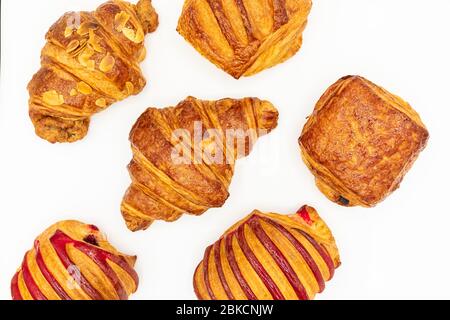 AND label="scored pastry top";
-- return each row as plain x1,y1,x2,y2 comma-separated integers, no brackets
300,75,429,207
178,0,313,78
